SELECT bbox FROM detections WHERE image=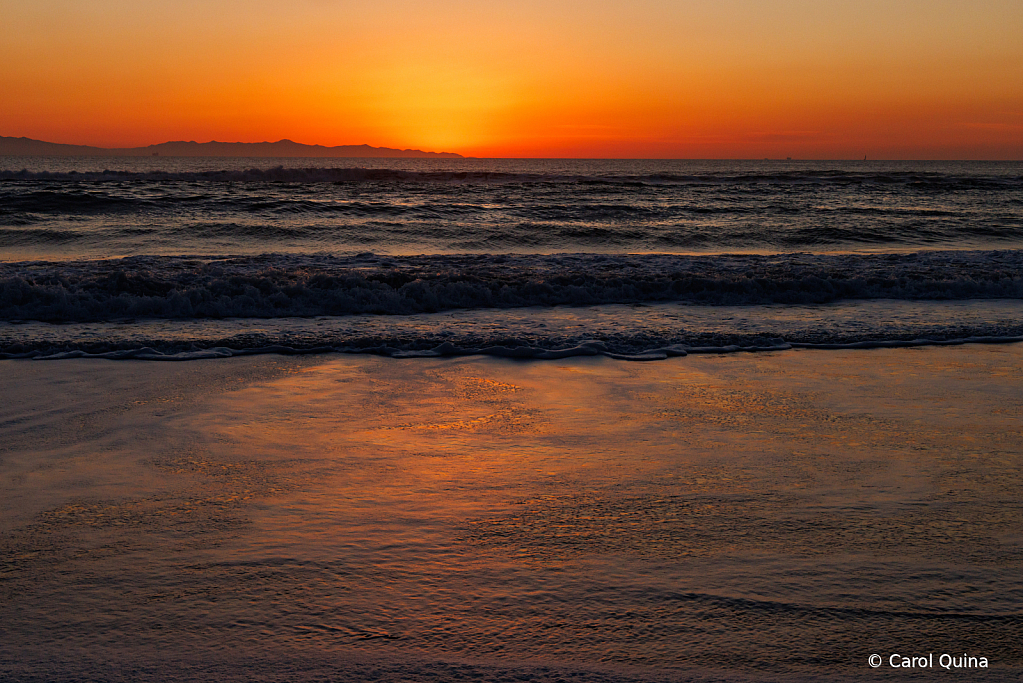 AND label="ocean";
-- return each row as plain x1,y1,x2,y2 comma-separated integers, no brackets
2,157,1023,359
2,157,1022,682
